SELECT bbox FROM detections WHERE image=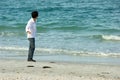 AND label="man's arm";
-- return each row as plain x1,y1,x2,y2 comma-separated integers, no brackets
26,22,32,34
